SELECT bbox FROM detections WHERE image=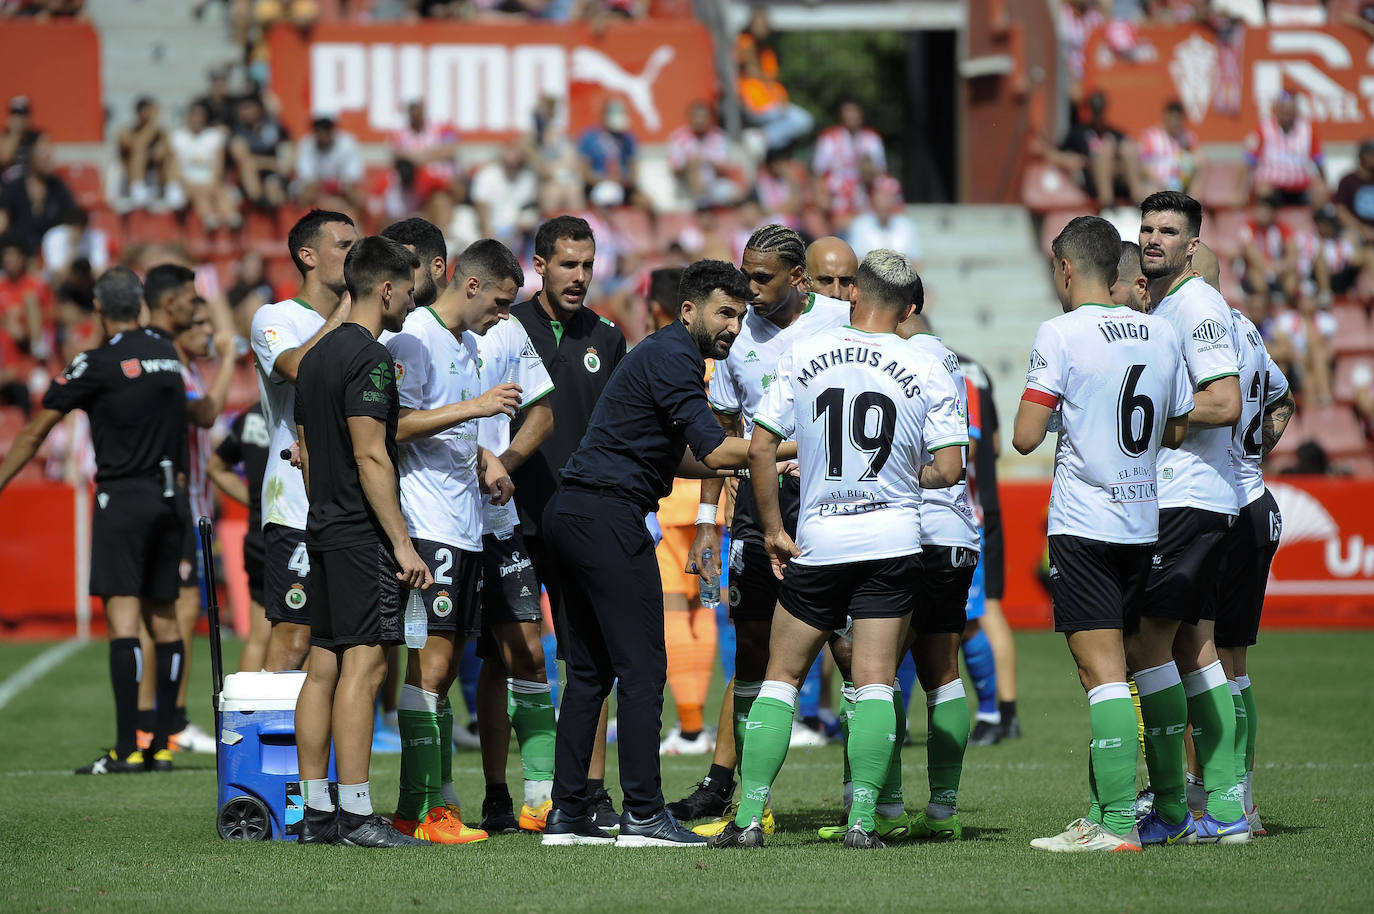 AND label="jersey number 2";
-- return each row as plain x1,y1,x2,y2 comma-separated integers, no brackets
1242,371,1267,458
1117,364,1155,458
815,388,896,480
